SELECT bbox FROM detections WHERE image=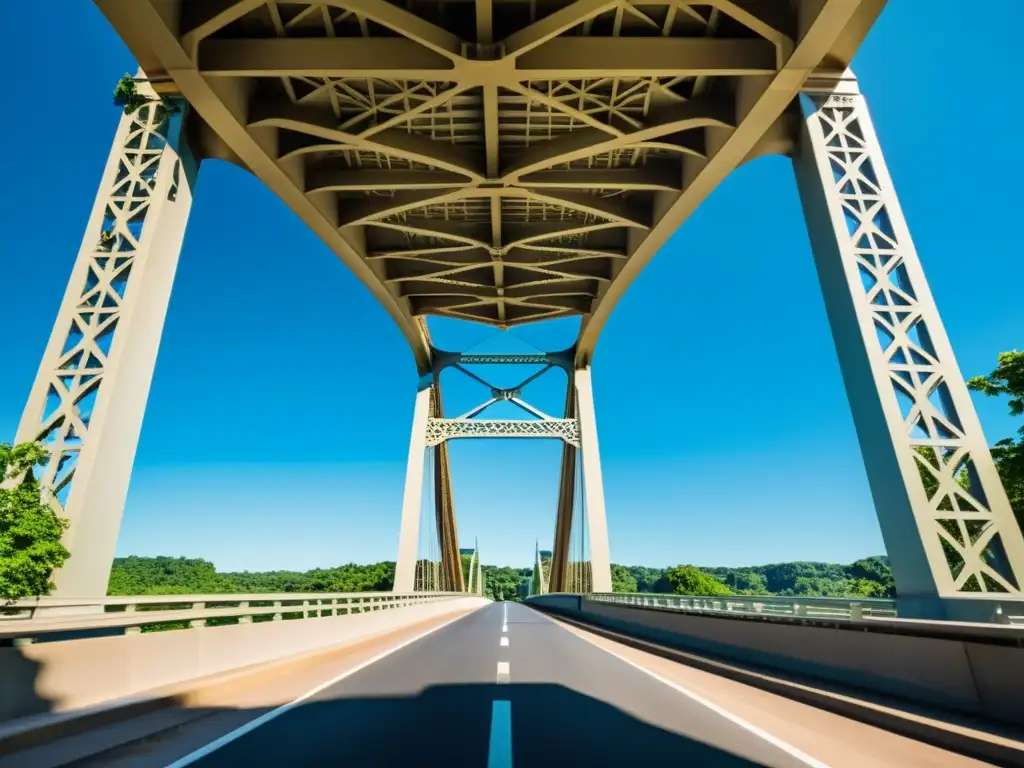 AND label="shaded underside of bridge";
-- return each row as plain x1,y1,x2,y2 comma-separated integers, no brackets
95,0,884,370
